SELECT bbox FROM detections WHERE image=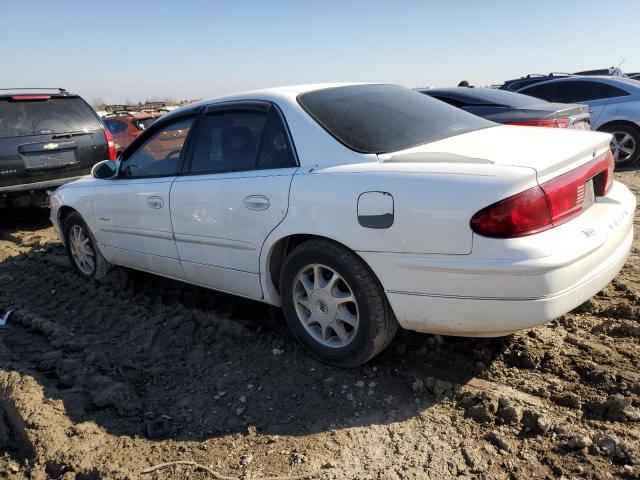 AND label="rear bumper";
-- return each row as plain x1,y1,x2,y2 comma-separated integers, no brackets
0,176,85,194
359,181,636,337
